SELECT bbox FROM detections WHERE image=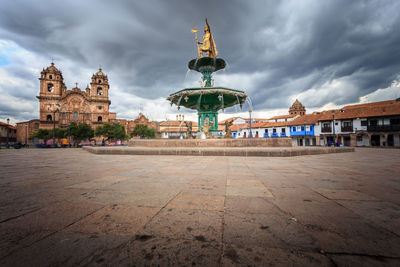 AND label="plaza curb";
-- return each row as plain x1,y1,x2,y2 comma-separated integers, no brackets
83,146,355,157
